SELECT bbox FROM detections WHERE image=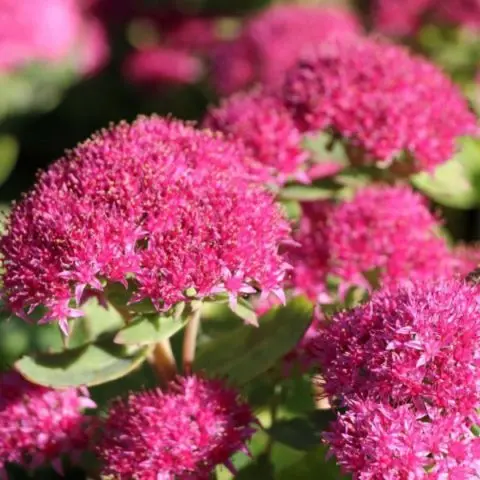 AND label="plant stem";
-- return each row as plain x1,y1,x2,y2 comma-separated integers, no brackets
152,339,178,385
182,307,202,375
